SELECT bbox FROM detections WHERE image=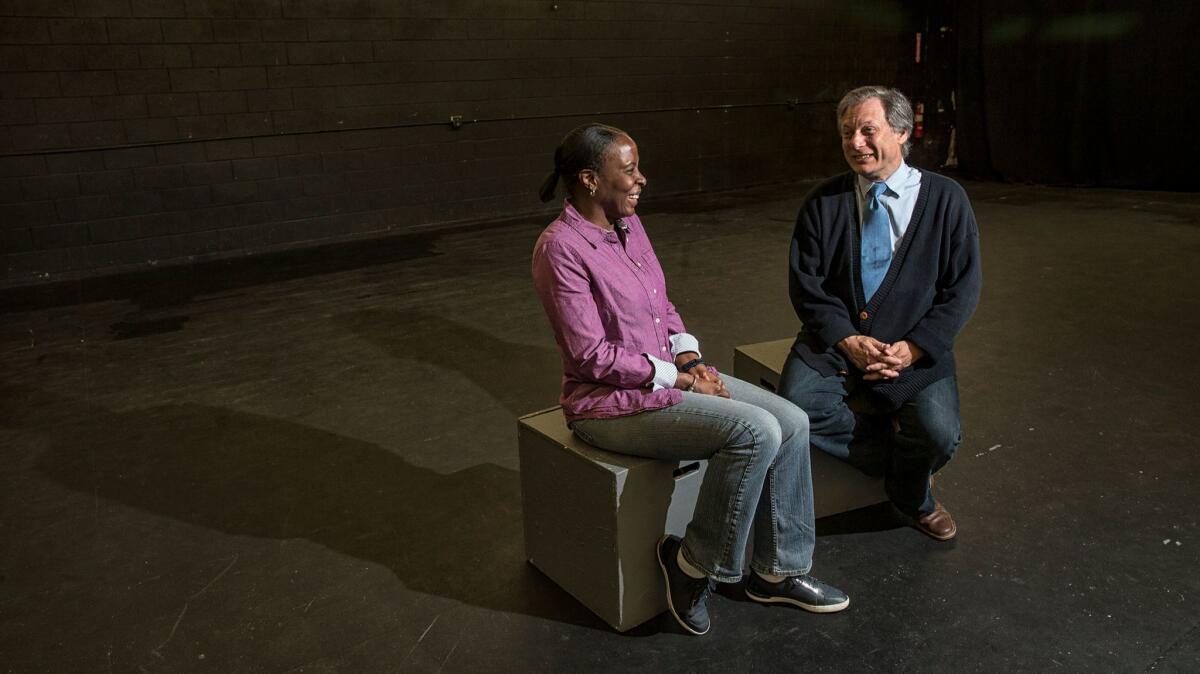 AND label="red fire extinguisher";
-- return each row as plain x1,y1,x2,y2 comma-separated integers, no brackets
914,102,925,139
